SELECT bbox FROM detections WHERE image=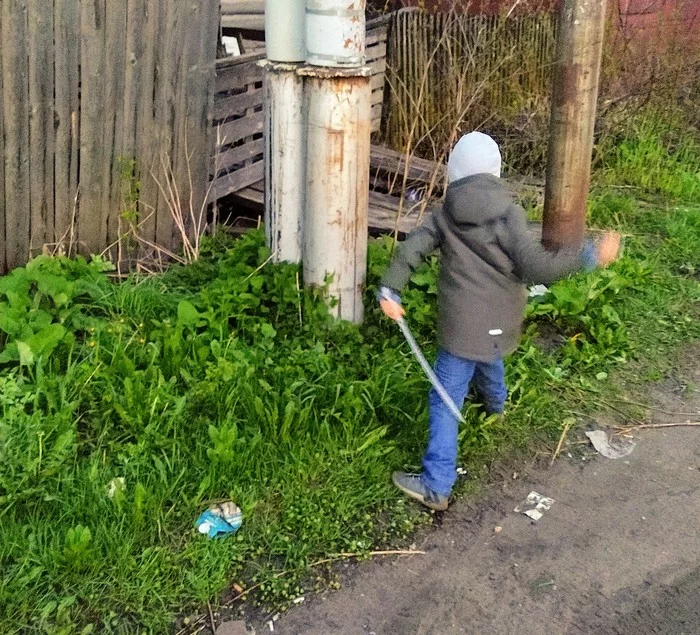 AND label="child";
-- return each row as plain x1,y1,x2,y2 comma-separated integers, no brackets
379,131,620,511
